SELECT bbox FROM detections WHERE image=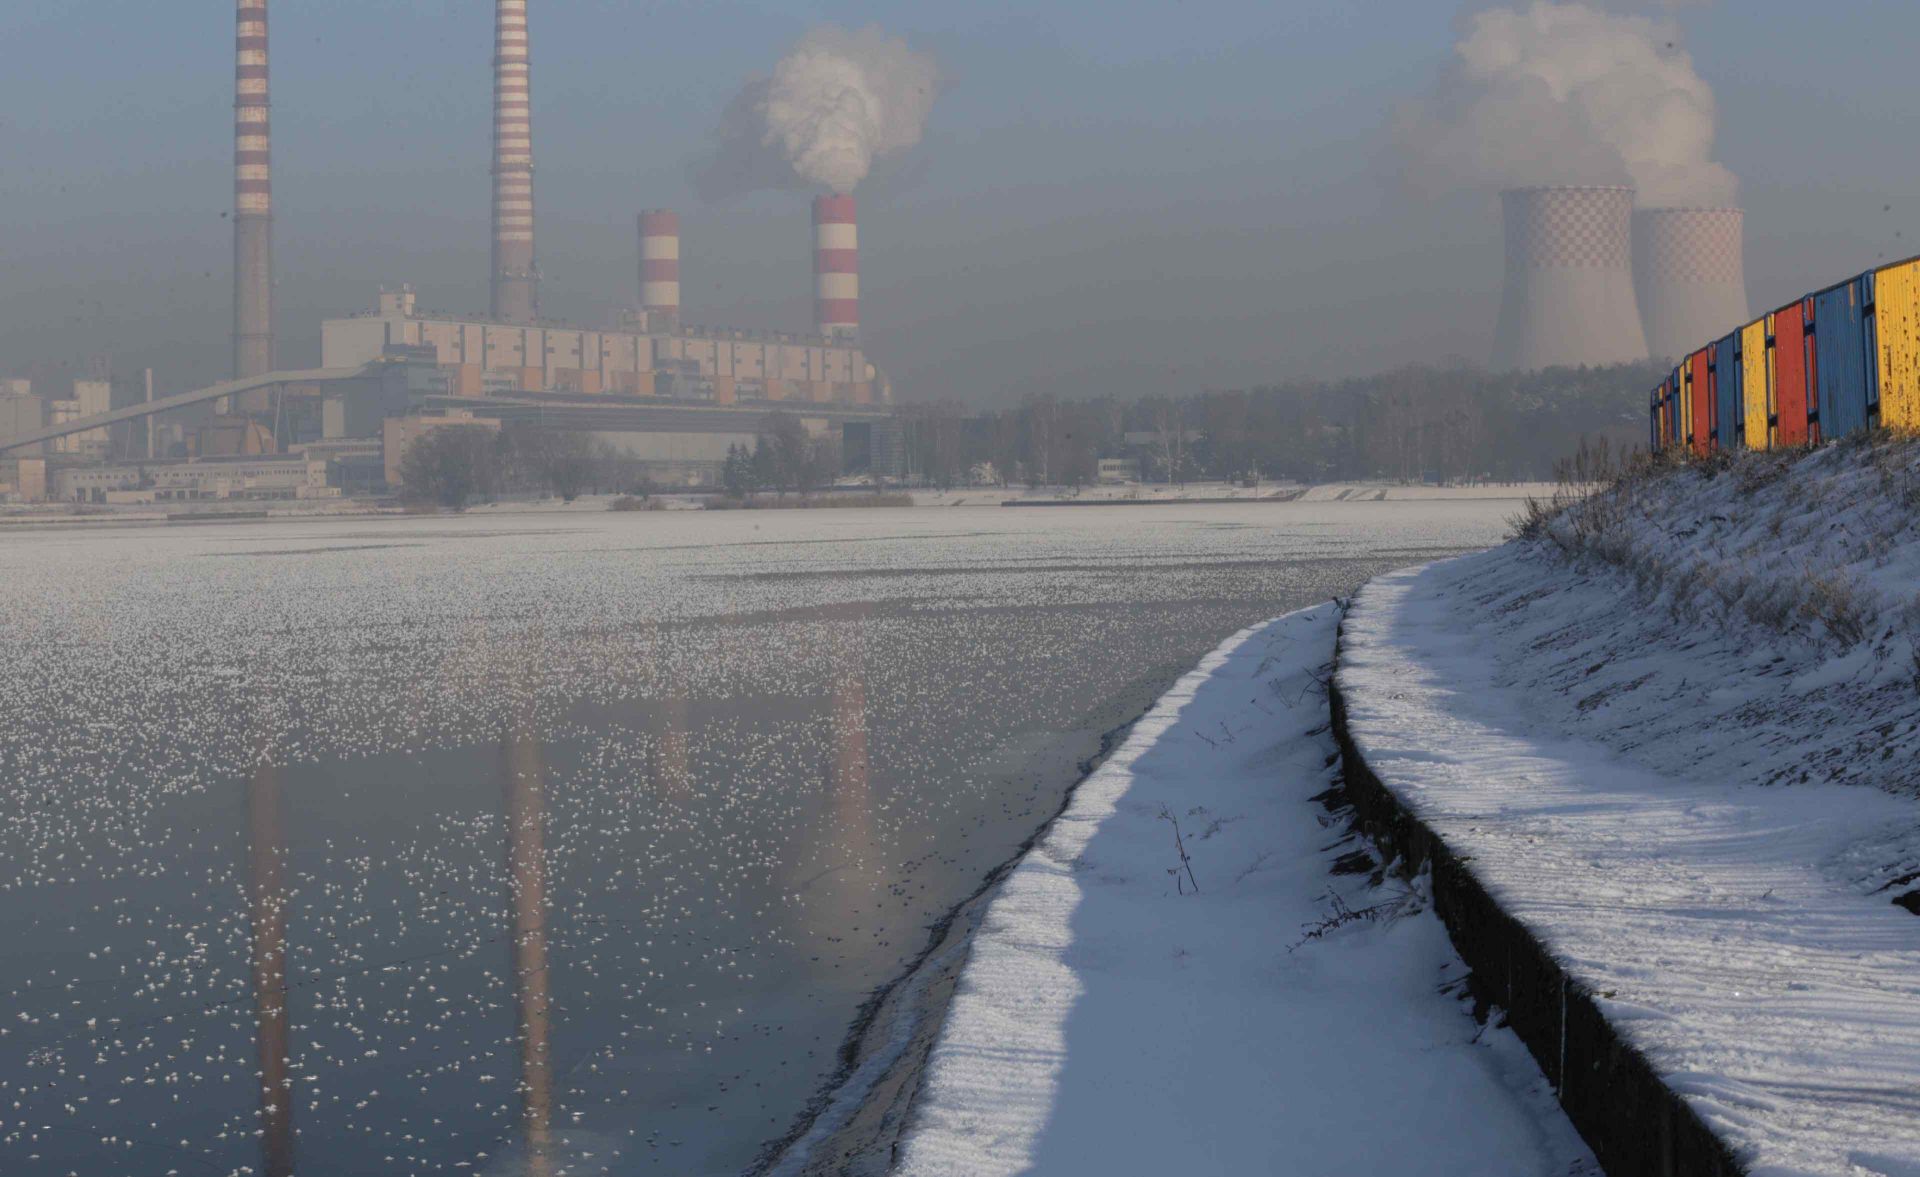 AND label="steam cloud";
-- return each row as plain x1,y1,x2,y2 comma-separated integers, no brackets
697,26,939,200
1397,1,1737,207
